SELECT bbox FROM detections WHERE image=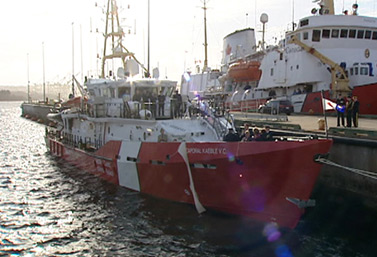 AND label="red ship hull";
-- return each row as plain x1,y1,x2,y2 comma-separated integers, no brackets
229,82,377,115
47,137,332,229
349,83,377,115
